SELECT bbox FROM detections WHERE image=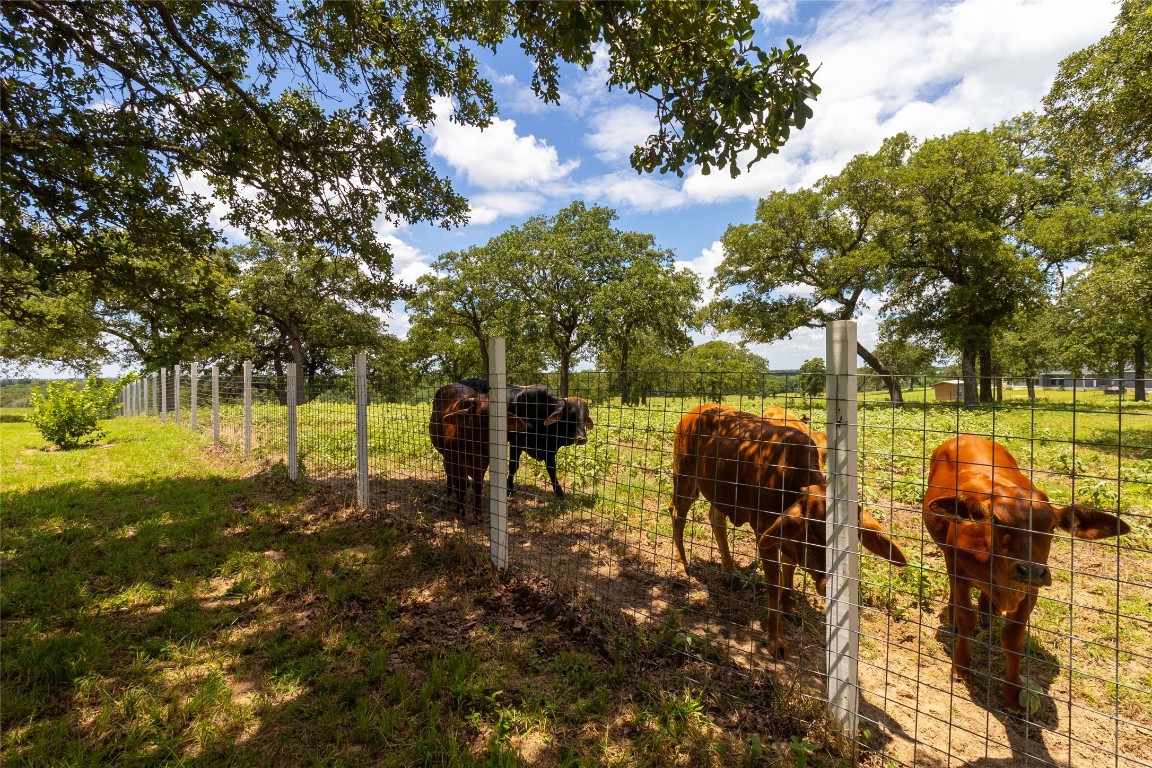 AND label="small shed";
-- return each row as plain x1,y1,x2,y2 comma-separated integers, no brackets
934,380,964,402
